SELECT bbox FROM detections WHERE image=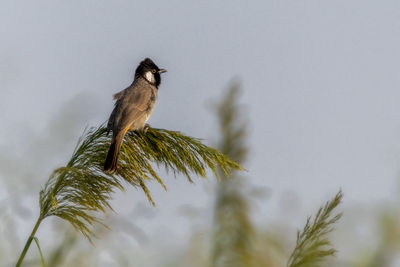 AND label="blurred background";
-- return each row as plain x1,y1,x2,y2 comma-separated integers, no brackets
1,1,400,266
